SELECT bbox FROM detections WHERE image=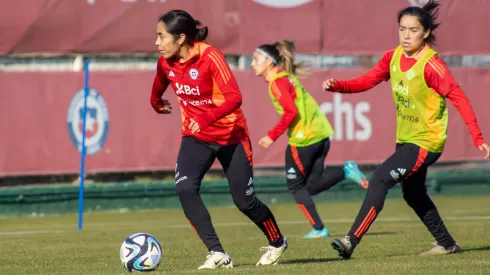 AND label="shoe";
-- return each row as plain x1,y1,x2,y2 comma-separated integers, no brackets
331,236,354,259
344,161,369,189
420,242,461,255
197,251,233,270
256,237,288,266
301,228,330,239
